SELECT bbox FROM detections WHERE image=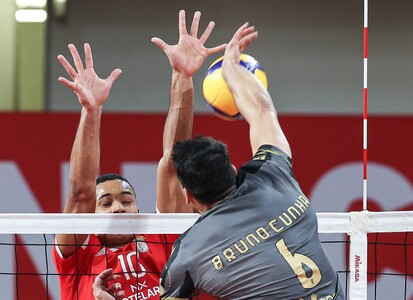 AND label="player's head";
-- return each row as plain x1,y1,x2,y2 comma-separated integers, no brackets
95,173,139,214
172,136,236,205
